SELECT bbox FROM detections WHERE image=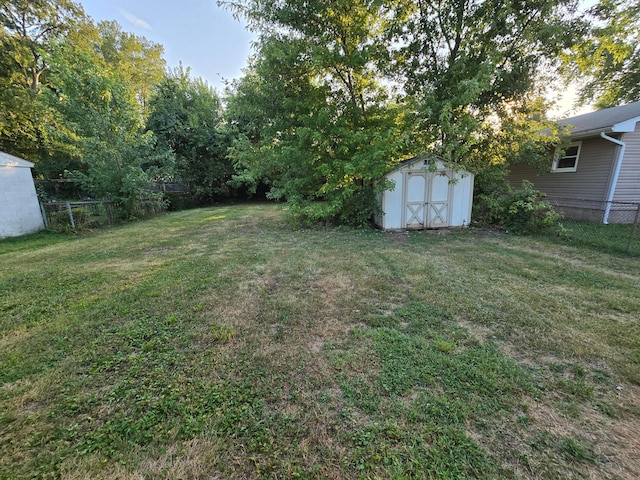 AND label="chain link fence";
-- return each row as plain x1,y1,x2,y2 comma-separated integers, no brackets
40,201,118,232
40,199,169,232
544,196,640,256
